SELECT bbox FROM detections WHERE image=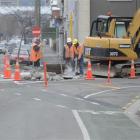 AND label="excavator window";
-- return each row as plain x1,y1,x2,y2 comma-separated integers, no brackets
90,20,97,36
90,18,108,37
90,16,132,38
115,22,127,38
